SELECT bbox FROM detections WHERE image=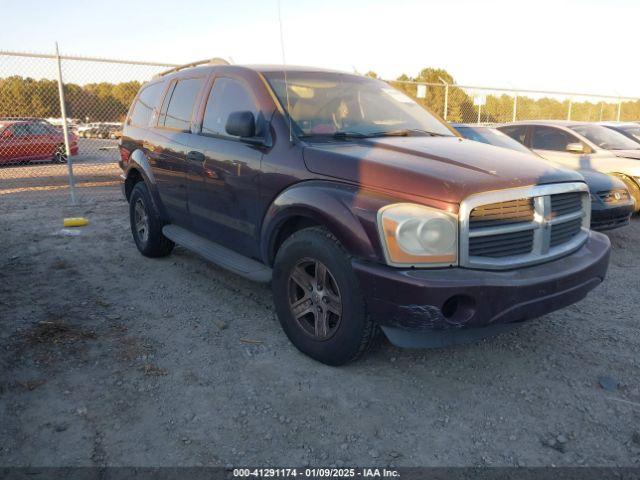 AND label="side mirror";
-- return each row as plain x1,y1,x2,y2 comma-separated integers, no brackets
225,111,256,138
566,142,585,154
